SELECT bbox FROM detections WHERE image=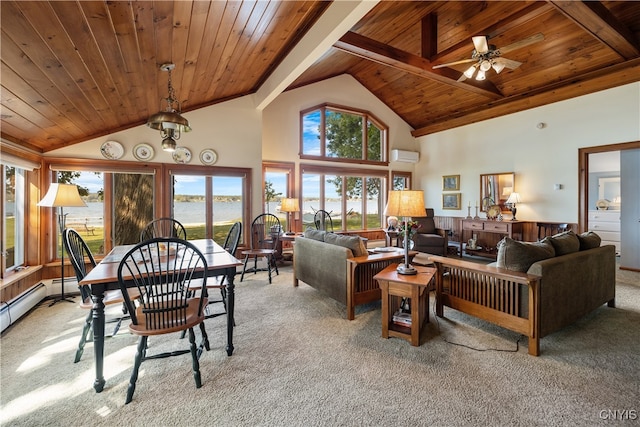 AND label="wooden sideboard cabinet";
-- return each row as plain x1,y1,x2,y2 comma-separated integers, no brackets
460,219,528,259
